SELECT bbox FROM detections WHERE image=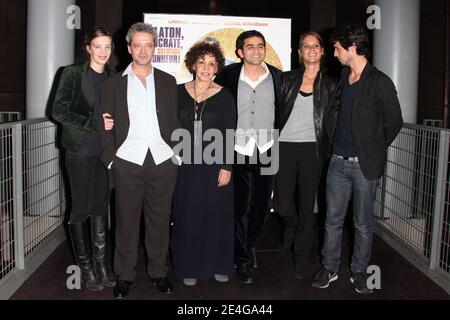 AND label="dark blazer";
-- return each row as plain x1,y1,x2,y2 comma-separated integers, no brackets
325,63,403,180
51,62,107,152
214,62,283,129
99,67,180,173
279,68,336,158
